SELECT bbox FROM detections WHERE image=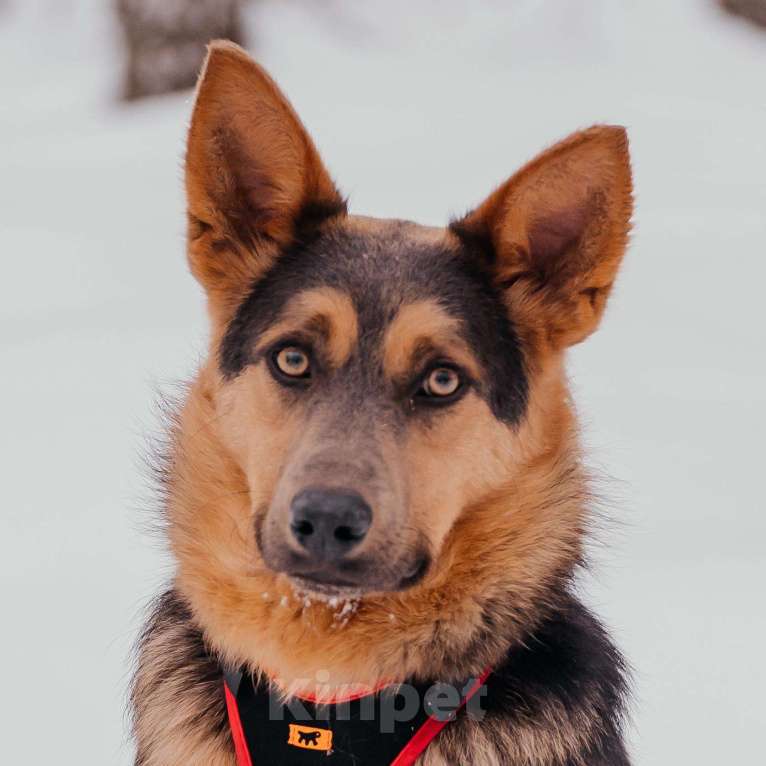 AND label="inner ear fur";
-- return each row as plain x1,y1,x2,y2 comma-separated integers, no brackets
185,41,345,312
453,126,633,349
